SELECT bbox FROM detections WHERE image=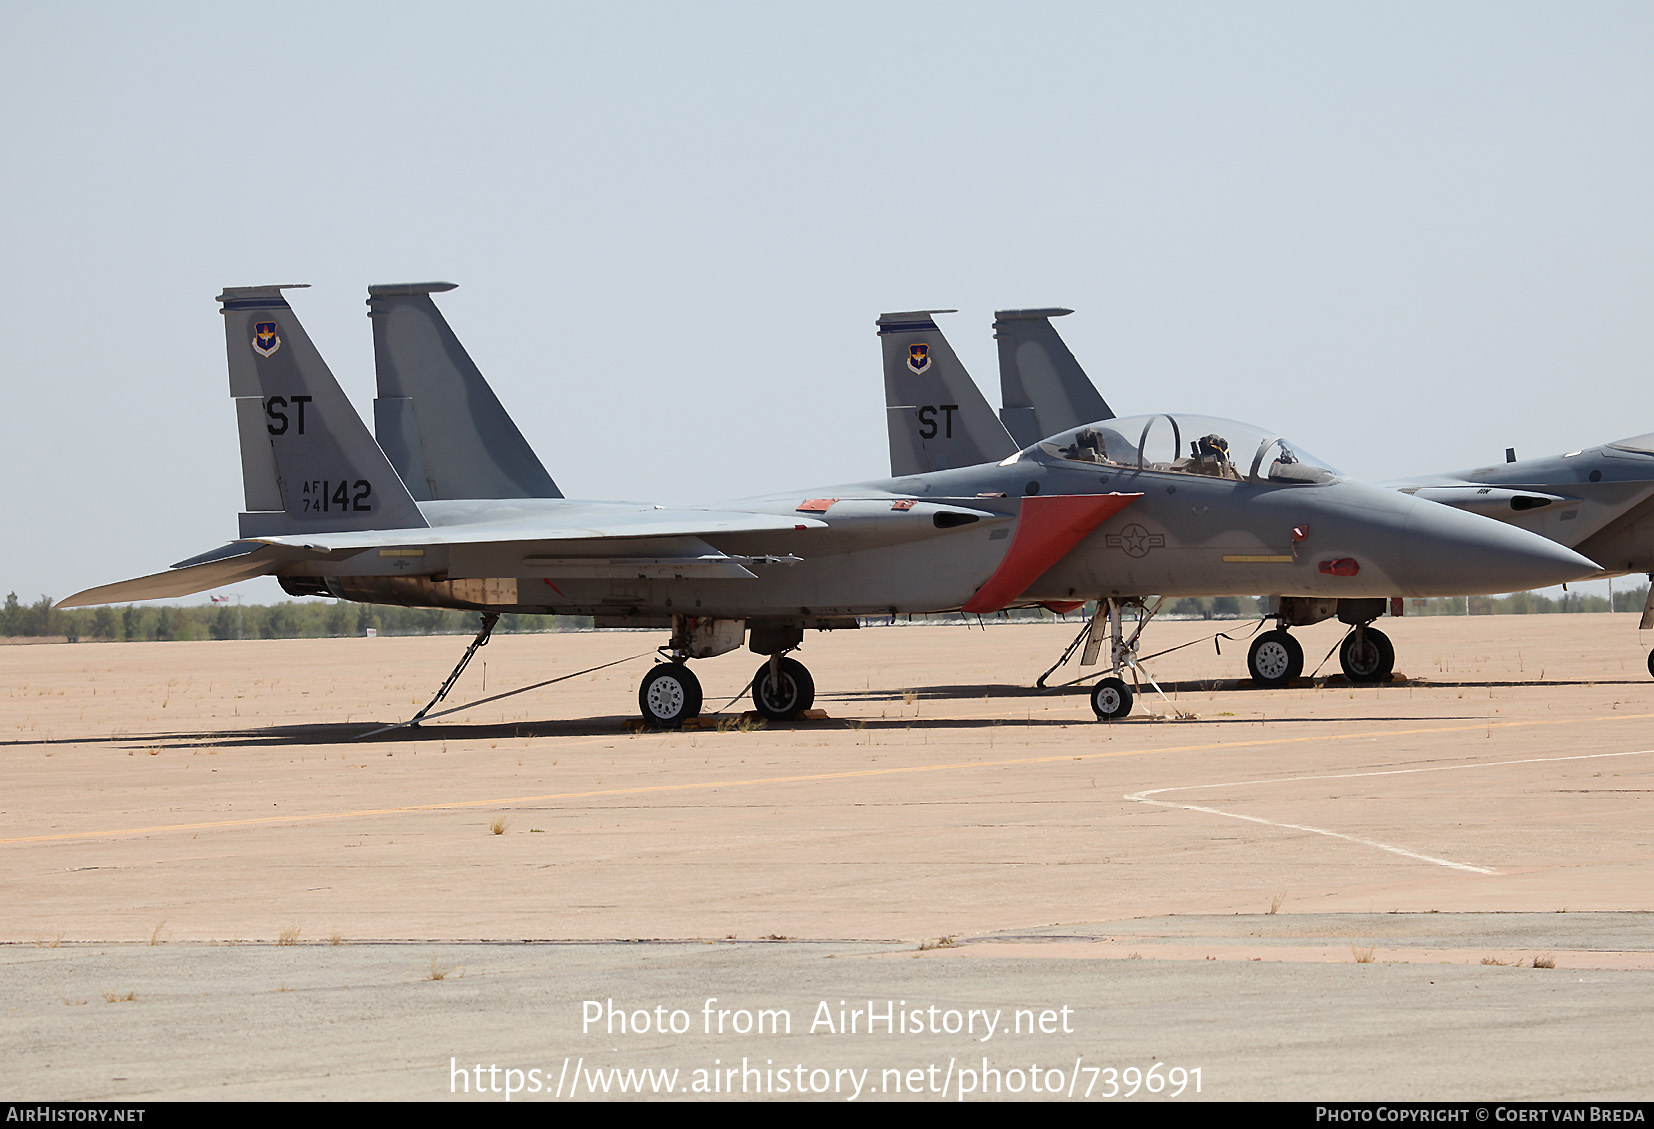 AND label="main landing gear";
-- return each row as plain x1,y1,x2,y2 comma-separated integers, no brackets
635,616,817,728
638,662,702,728
1338,624,1395,683
1246,597,1397,686
1246,629,1303,687
751,655,815,722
